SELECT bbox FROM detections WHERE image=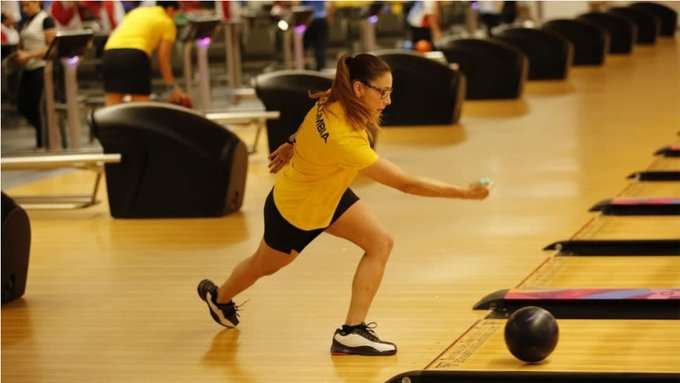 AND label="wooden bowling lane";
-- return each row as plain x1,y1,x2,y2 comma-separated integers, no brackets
426,319,680,373
619,181,680,198
573,215,680,240
519,255,680,288
648,157,680,171
4,27,680,383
